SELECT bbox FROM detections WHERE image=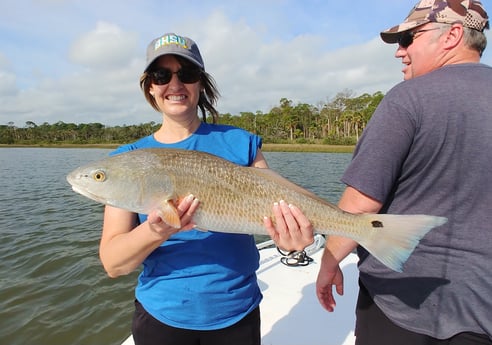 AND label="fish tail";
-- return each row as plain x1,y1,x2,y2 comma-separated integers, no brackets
358,214,447,272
